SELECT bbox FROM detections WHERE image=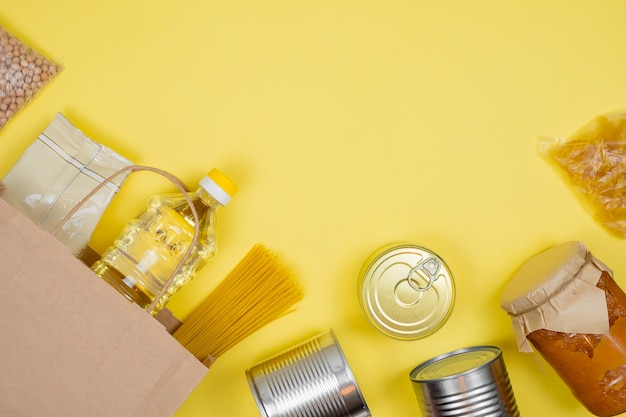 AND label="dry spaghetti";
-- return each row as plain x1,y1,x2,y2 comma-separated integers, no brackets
173,243,304,366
